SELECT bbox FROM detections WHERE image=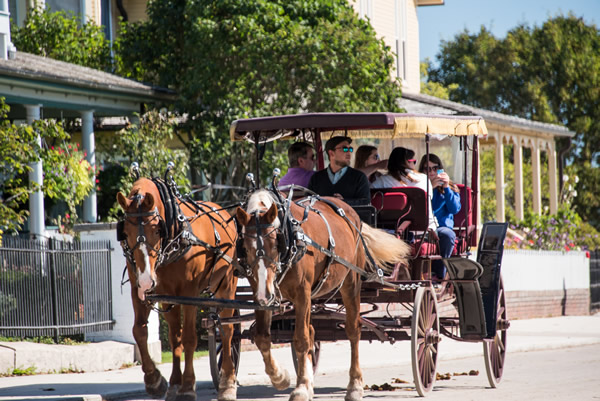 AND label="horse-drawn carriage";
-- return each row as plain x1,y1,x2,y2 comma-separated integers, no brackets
117,112,509,401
